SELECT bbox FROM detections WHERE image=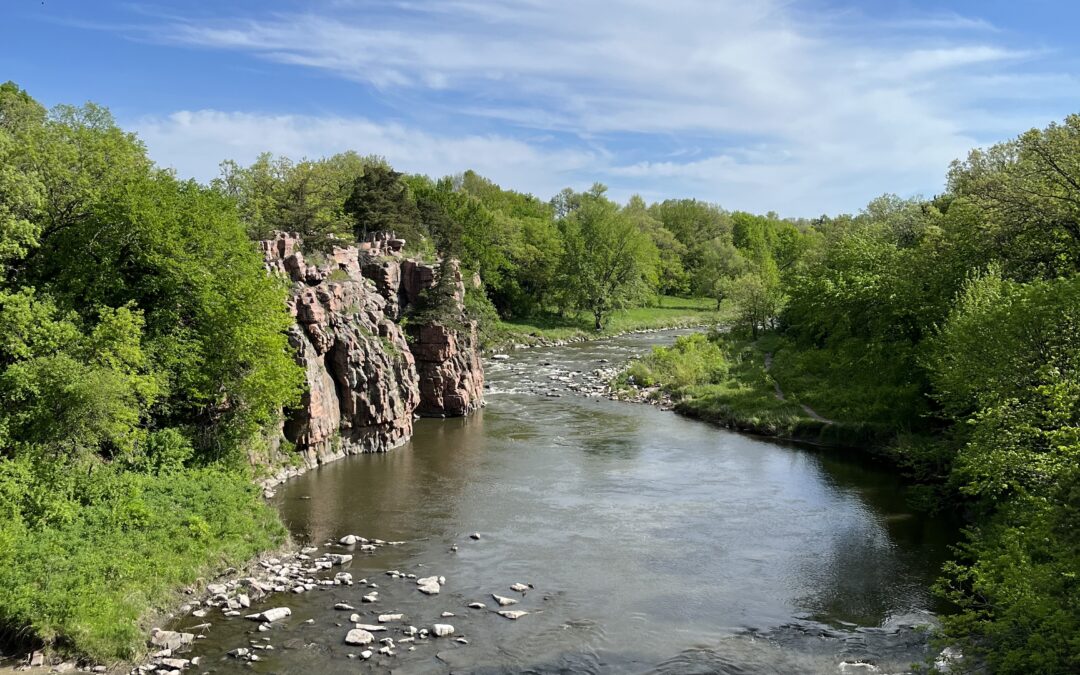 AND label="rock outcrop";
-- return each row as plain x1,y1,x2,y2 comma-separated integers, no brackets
407,262,485,417
260,231,483,472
